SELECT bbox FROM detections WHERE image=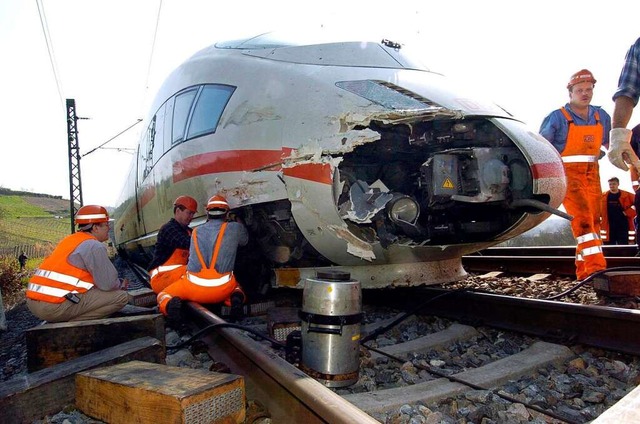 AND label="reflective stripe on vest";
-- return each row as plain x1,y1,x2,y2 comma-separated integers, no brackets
27,282,80,298
186,271,233,287
562,155,598,163
150,264,183,278
33,269,94,290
